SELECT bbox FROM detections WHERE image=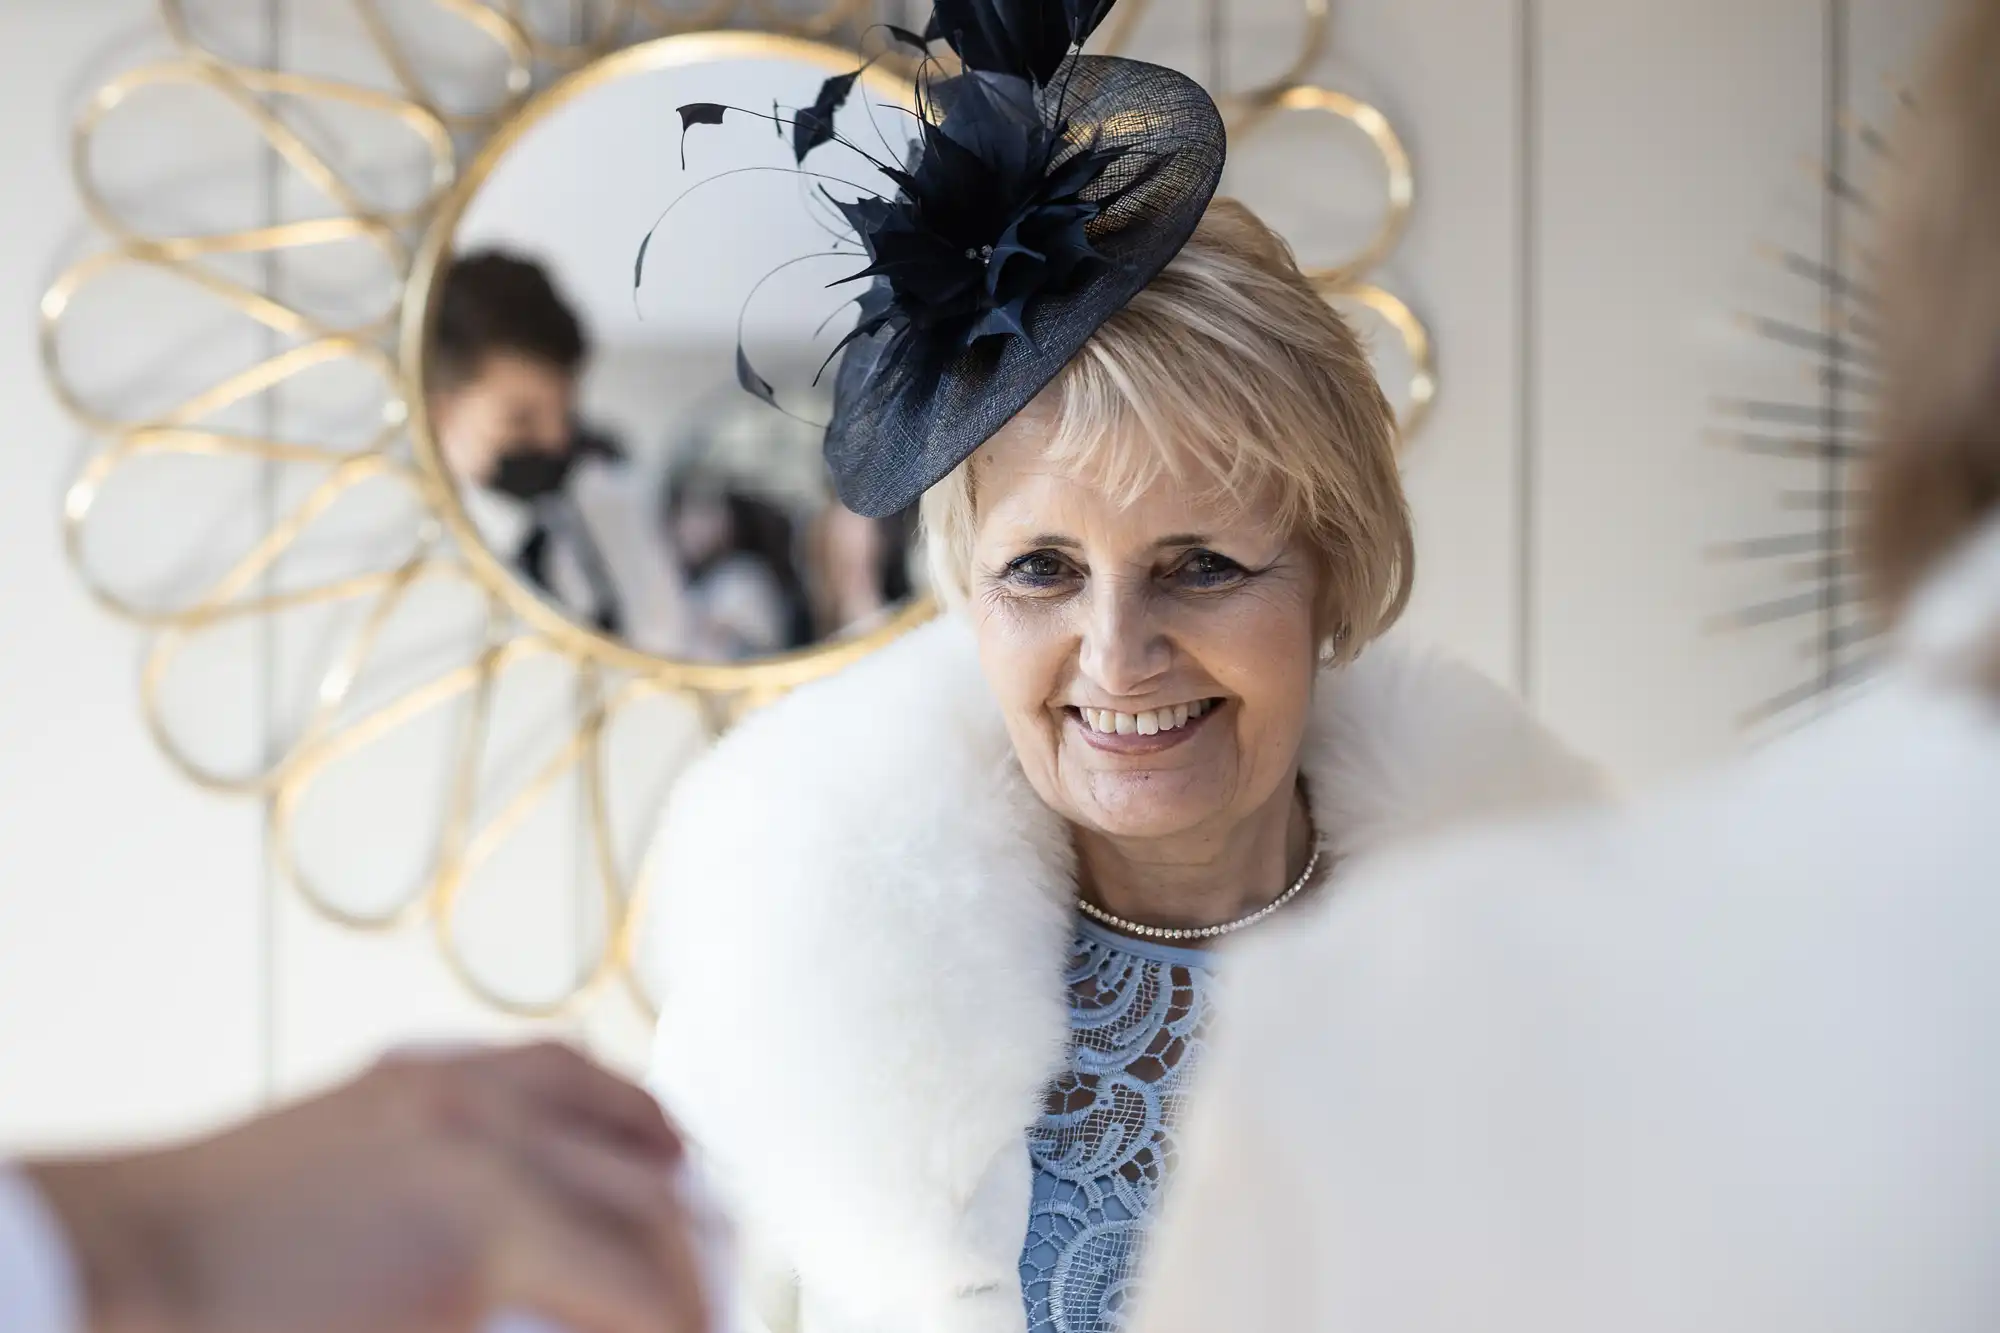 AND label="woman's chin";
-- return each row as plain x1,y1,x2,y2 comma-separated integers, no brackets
1066,777,1229,842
